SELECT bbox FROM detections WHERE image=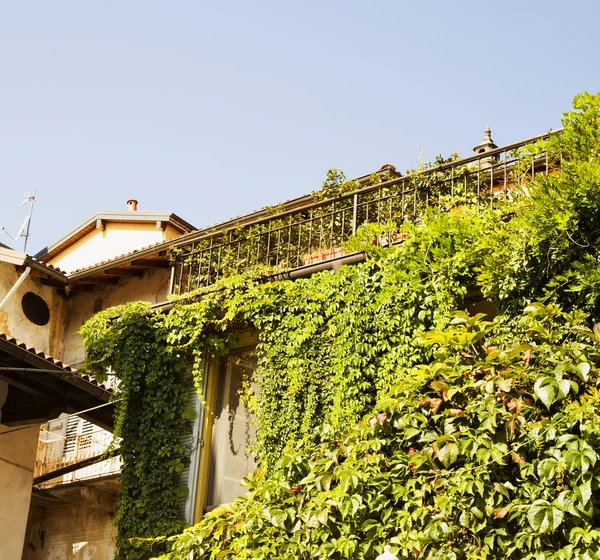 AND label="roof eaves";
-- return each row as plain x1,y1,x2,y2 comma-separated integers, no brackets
0,246,26,266
35,212,196,262
66,238,175,279
0,246,68,285
25,257,68,283
0,333,112,396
